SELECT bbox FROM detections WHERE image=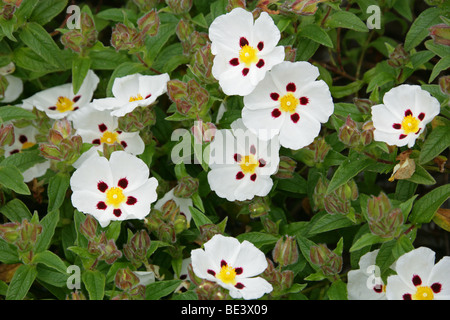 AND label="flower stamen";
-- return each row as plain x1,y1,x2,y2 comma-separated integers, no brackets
55,96,75,113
